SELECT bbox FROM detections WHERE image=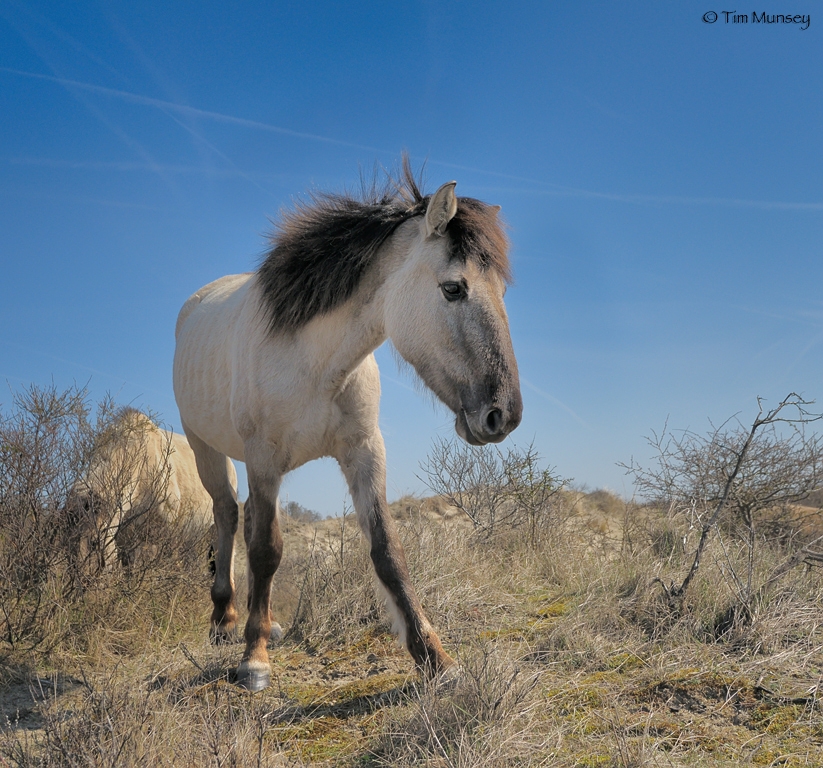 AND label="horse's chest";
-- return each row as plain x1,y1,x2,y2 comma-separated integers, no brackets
252,396,343,472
